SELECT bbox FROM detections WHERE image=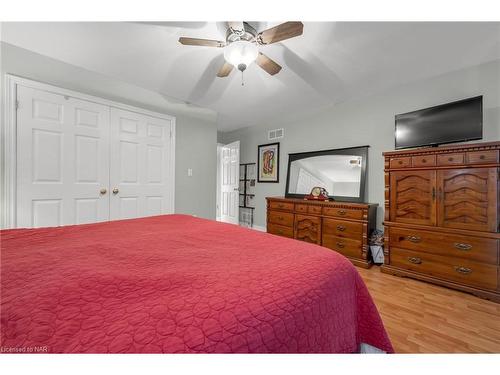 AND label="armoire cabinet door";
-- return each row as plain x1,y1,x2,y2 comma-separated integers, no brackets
390,170,436,226
437,168,498,232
